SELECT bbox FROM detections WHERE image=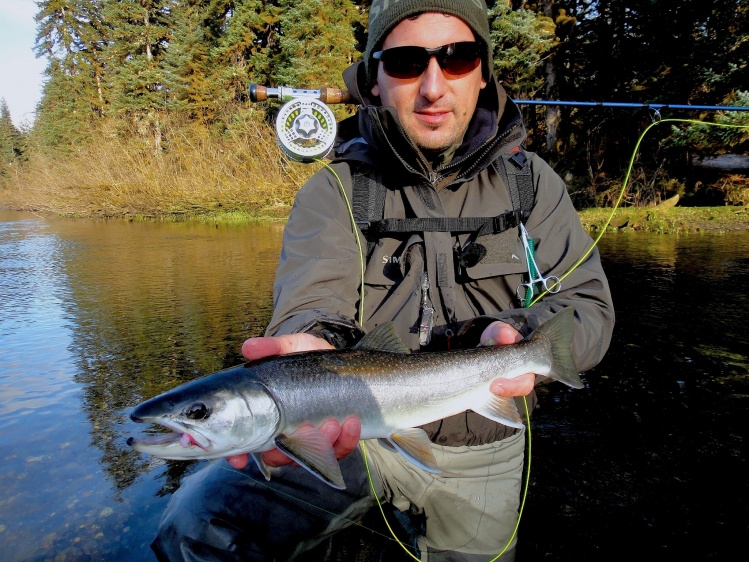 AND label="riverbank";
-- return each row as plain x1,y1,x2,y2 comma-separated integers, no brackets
3,115,747,232
579,205,749,233
1,188,747,233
